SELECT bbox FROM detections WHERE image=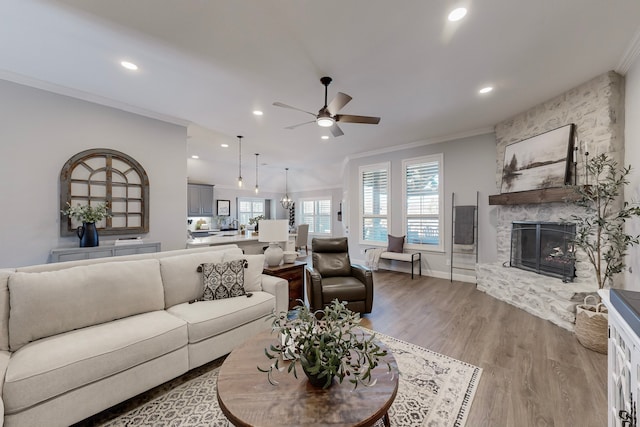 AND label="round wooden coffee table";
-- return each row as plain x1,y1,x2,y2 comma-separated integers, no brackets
217,330,399,427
